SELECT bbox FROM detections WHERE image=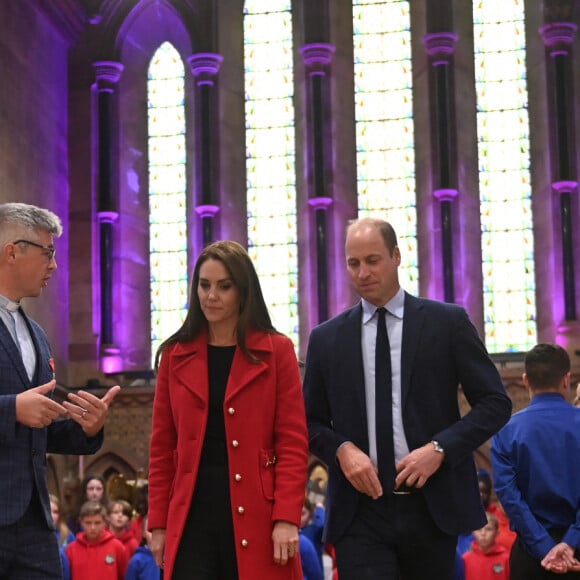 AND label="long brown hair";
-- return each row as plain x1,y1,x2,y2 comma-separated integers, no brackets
154,240,277,370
